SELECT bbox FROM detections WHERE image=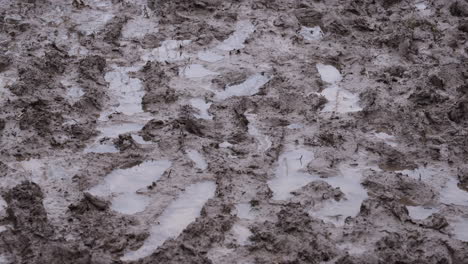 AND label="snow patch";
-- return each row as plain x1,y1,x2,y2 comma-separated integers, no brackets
121,181,216,261
215,74,270,100
89,160,172,214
